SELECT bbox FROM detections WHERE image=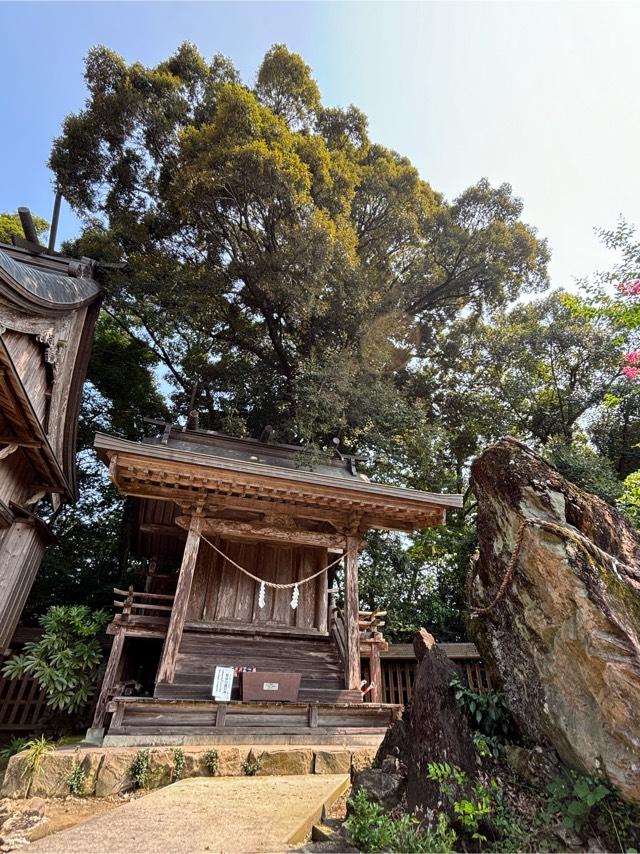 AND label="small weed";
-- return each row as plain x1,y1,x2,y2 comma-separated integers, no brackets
449,676,513,738
68,762,87,795
129,749,150,789
22,735,55,781
0,737,29,763
172,748,186,782
241,755,261,776
545,770,610,834
203,749,219,776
